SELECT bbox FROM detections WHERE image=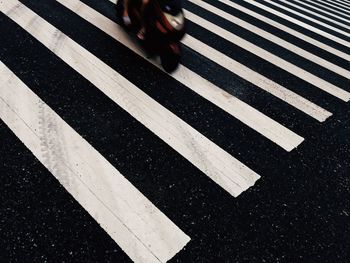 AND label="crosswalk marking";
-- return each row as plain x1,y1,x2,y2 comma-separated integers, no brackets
305,0,350,14
243,0,350,48
185,11,350,101
0,61,190,263
262,0,350,37
58,0,304,151
301,0,350,20
217,0,350,61
105,1,334,120
185,10,350,102
1,0,349,261
183,35,334,120
186,28,337,120
1,0,261,198
323,0,350,10
188,0,349,78
277,0,350,29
